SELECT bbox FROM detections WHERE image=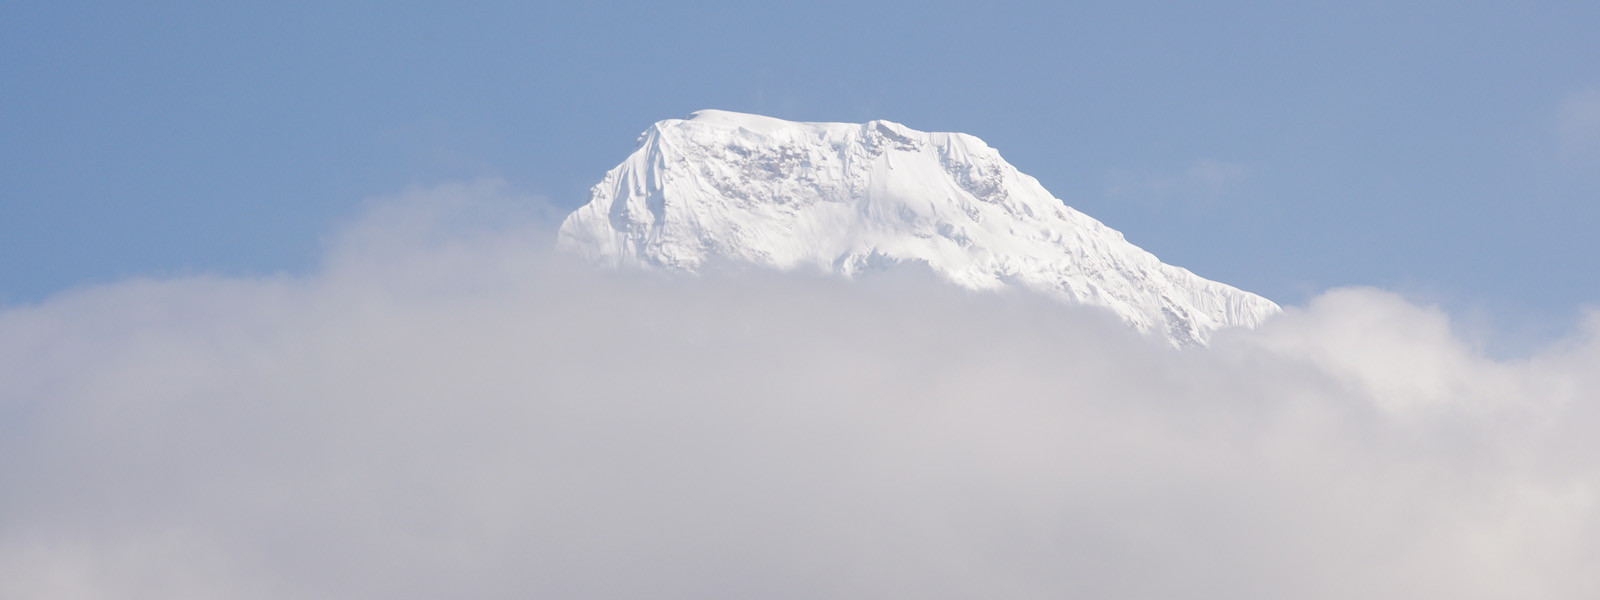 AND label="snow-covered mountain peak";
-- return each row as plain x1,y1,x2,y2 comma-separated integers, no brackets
684,108,817,132
559,110,1279,346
